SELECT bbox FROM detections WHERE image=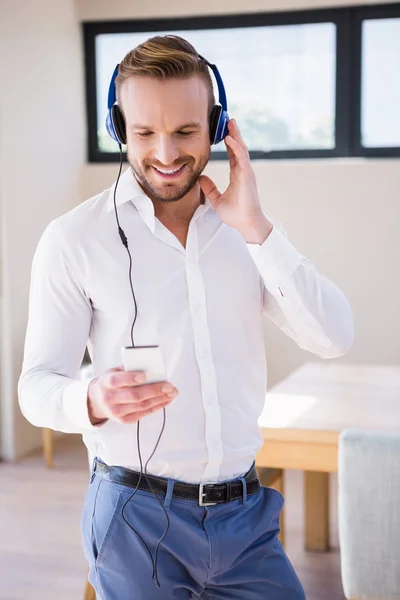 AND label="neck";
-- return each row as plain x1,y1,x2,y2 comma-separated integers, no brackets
153,184,205,225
